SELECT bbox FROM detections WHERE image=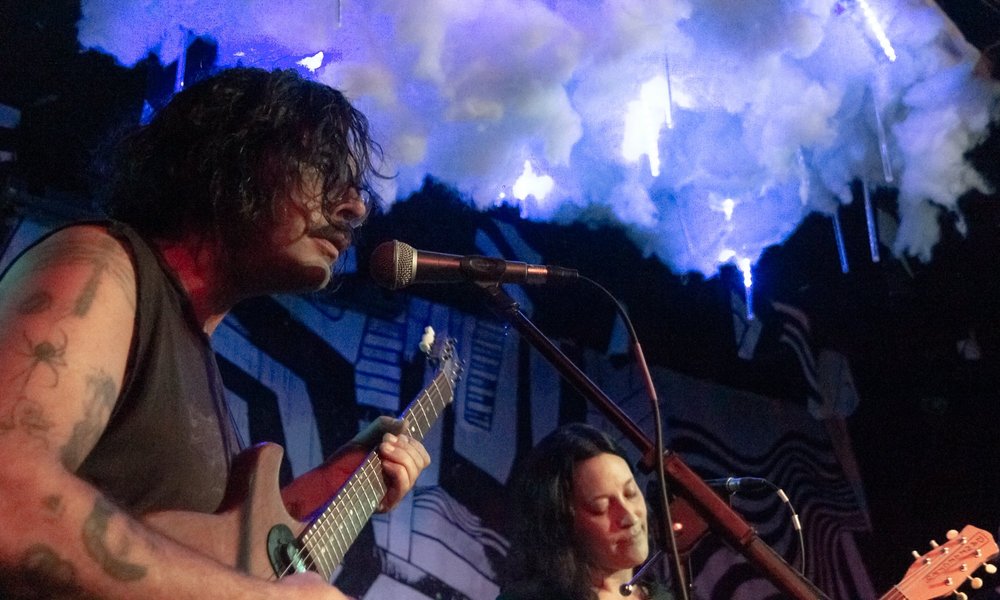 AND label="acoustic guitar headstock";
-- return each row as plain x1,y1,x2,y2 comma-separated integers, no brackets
890,525,998,600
